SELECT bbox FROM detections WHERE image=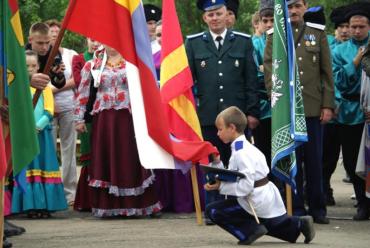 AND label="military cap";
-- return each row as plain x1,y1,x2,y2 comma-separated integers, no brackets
286,0,307,5
345,1,370,21
330,6,349,28
304,6,325,25
259,0,274,16
144,4,162,22
200,165,245,184
226,0,240,19
197,0,226,11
